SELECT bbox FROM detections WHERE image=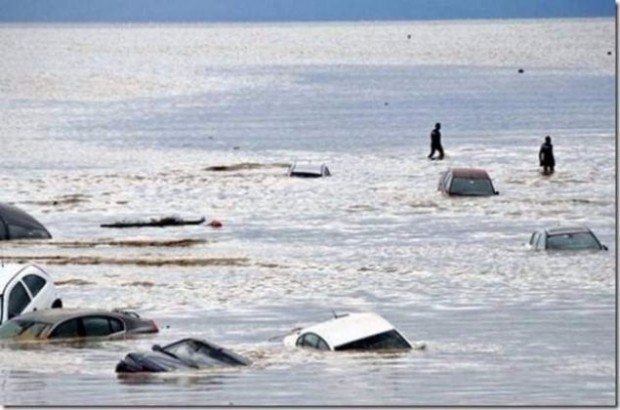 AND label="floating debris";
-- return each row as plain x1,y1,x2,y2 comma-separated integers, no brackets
204,162,288,172
101,216,205,229
208,220,223,228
